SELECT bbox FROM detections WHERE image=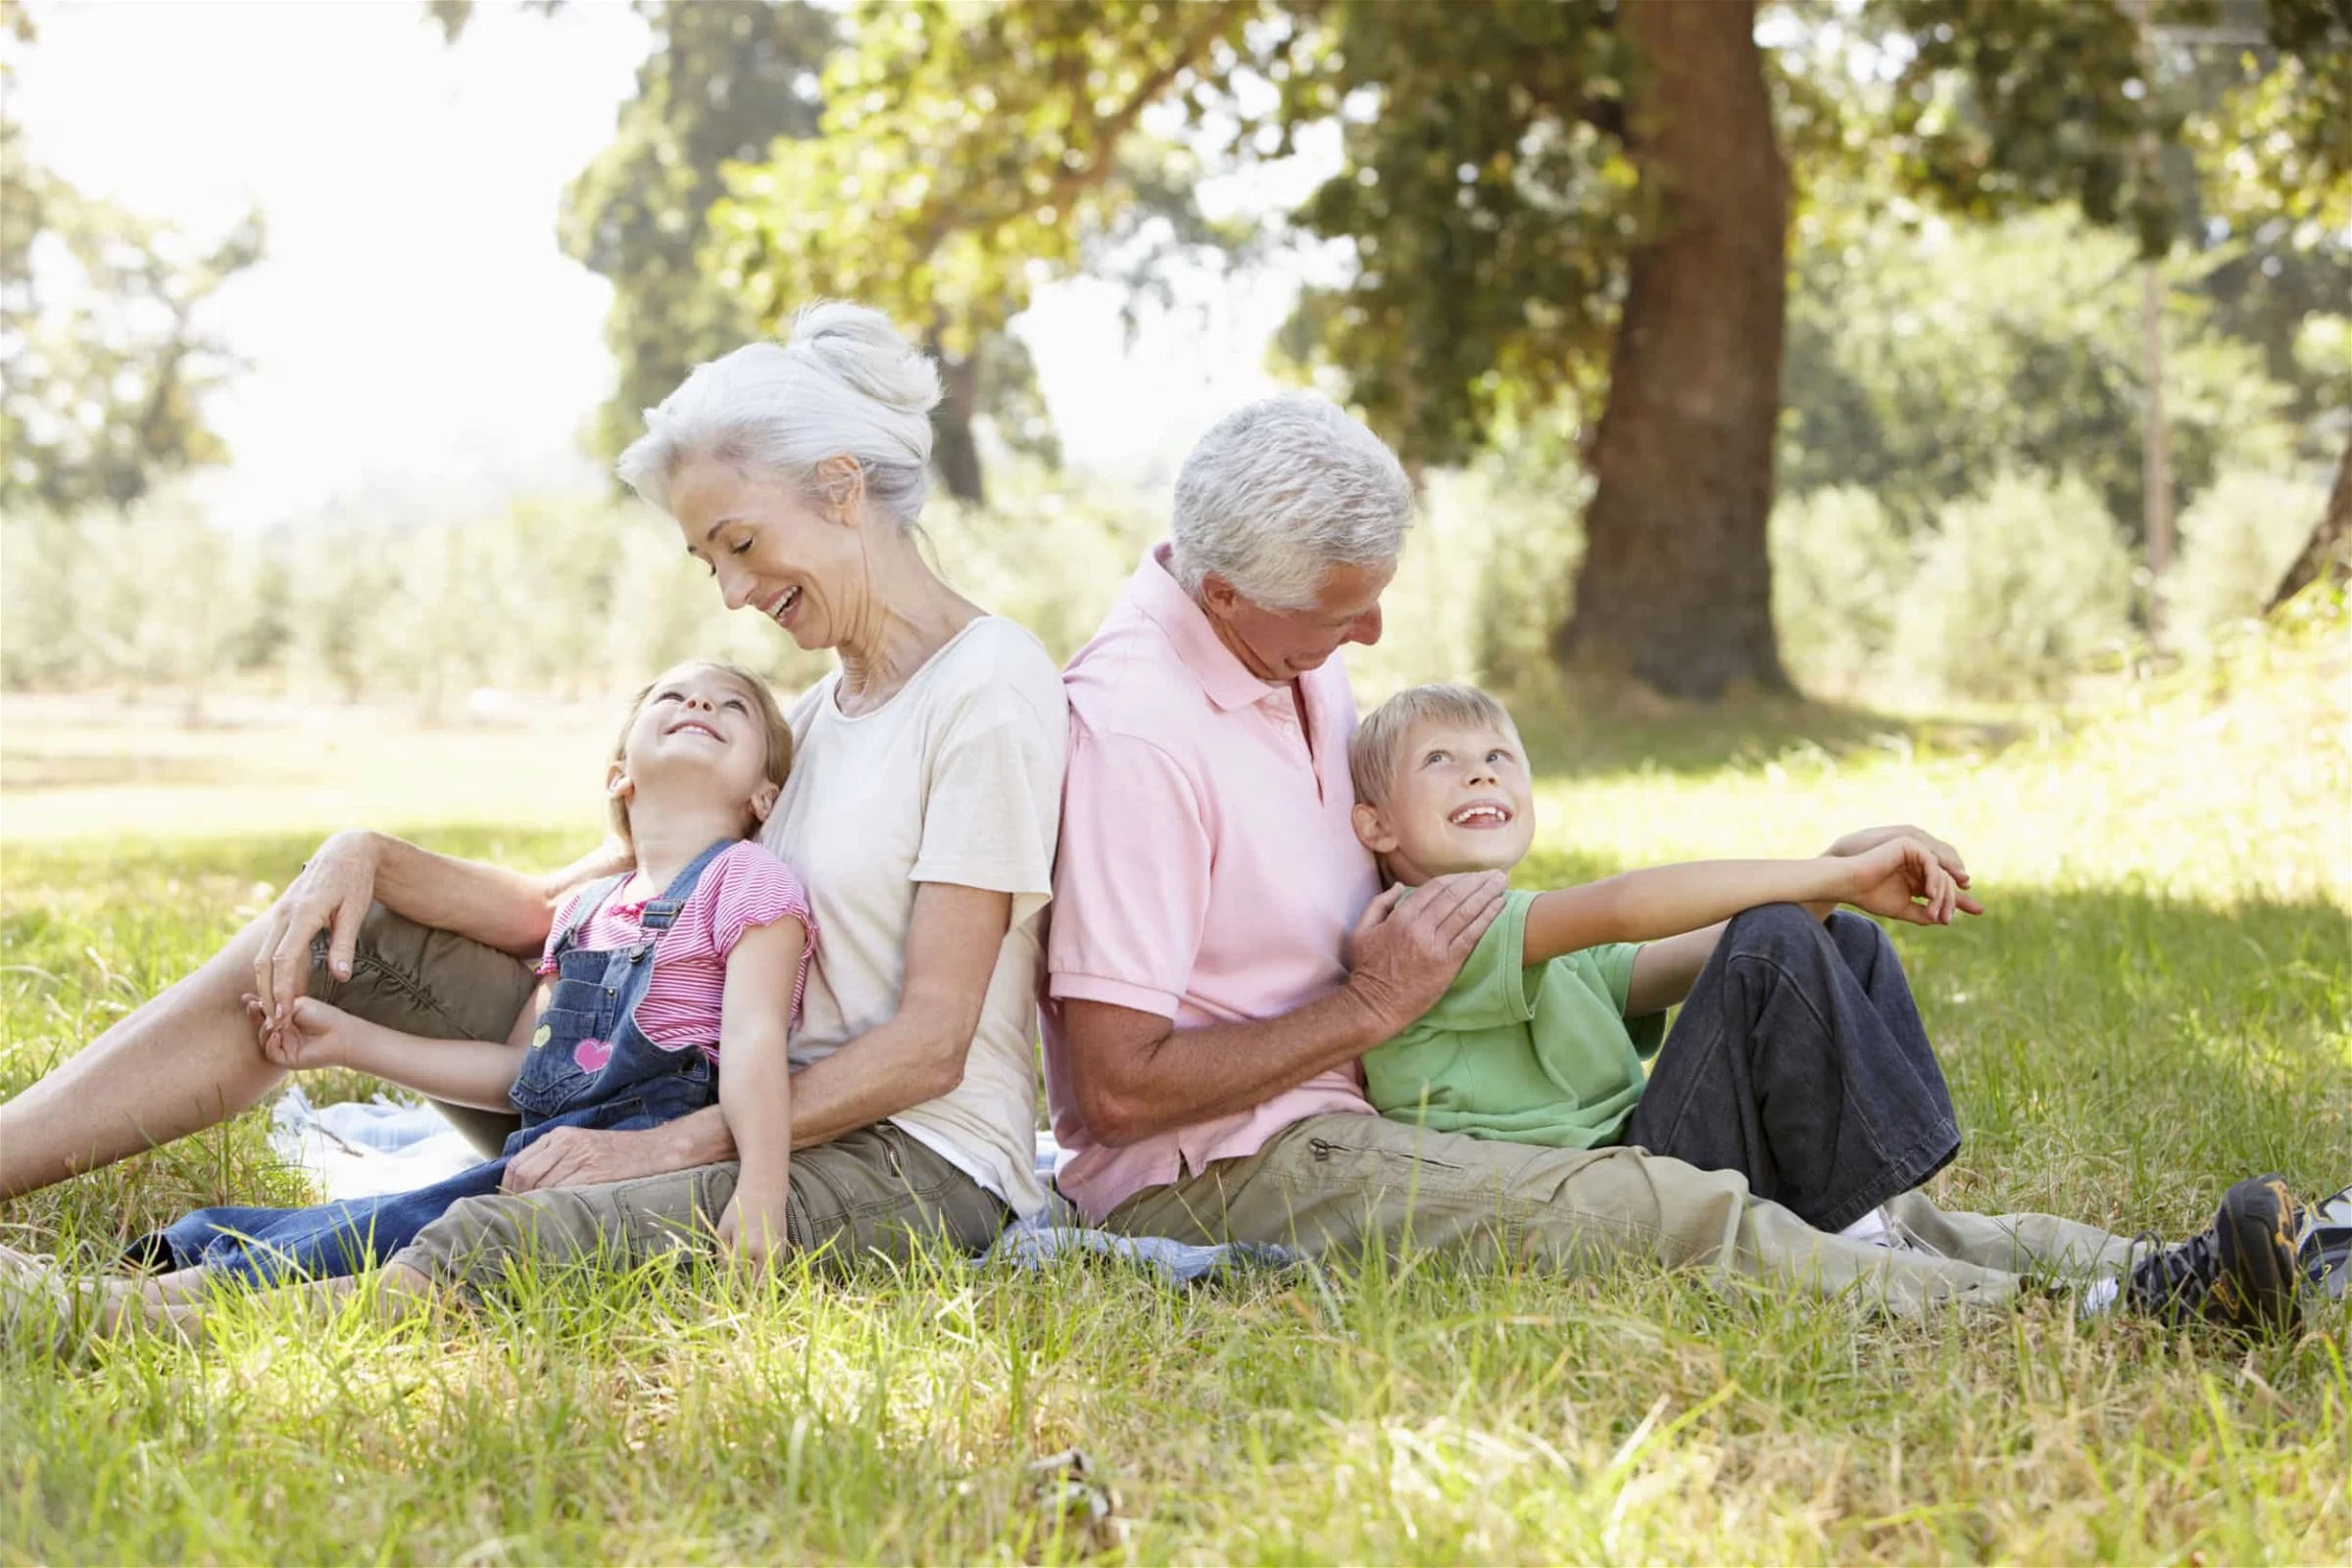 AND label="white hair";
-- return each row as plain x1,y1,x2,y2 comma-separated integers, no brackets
1169,395,1414,611
616,301,943,529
